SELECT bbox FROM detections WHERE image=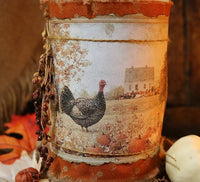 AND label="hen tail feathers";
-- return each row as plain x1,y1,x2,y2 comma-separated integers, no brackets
61,86,75,115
